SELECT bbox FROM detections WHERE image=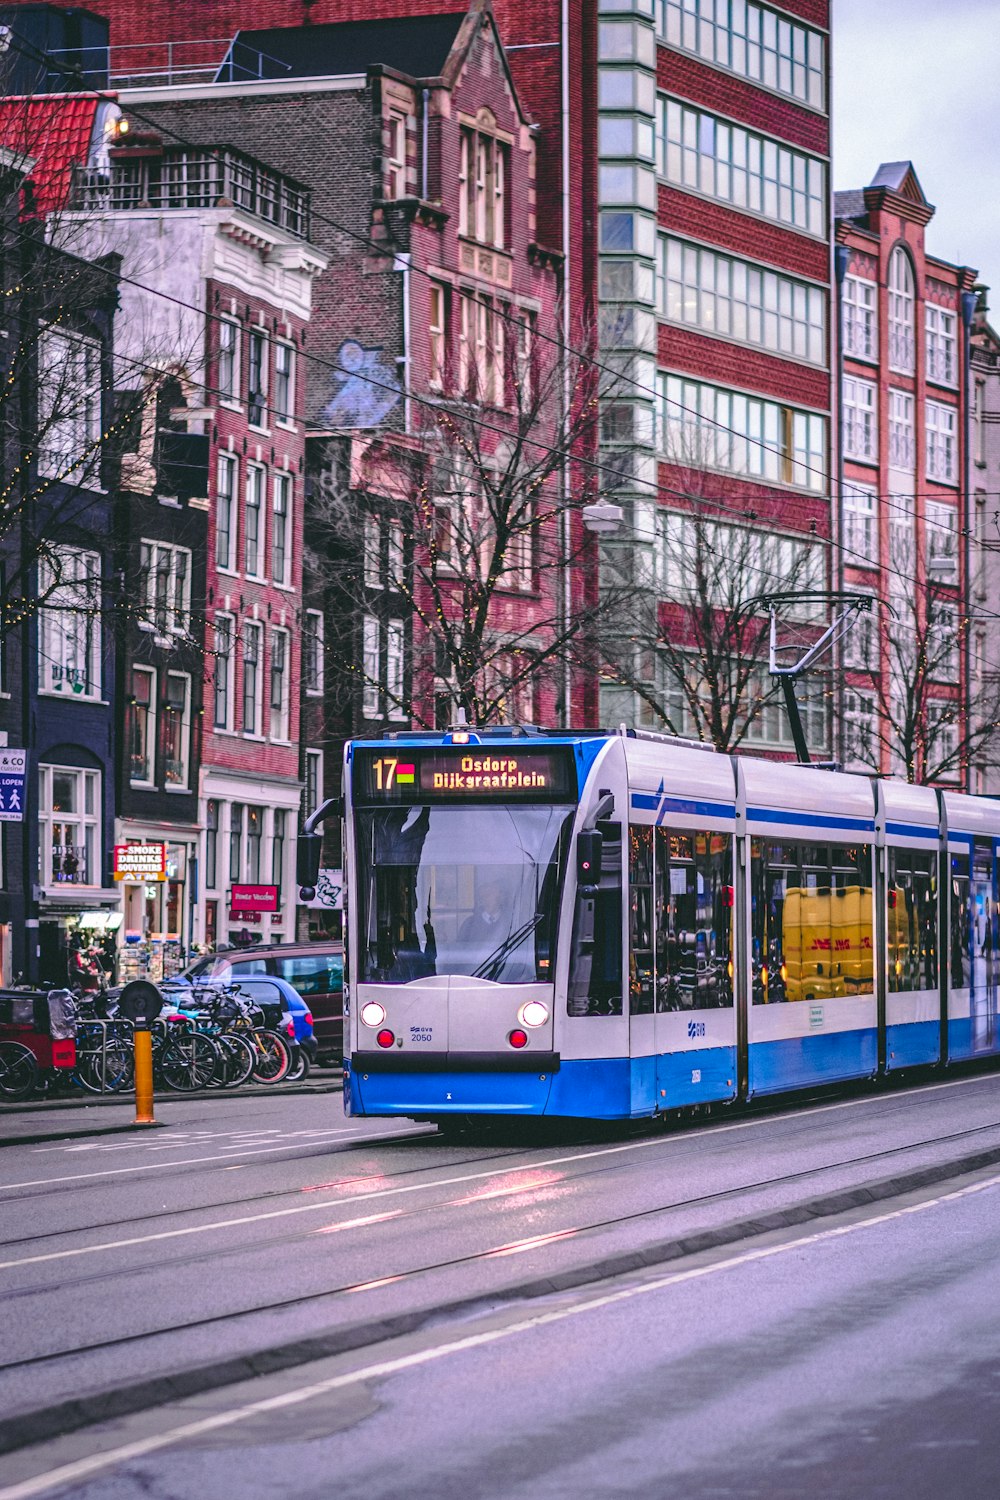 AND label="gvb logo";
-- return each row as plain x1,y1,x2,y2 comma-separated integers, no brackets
687,1020,706,1039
